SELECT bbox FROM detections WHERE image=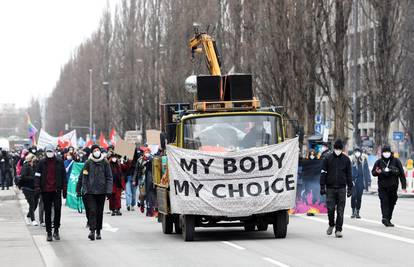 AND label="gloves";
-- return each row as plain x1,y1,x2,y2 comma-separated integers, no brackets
106,193,112,200
347,188,352,198
320,186,326,196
